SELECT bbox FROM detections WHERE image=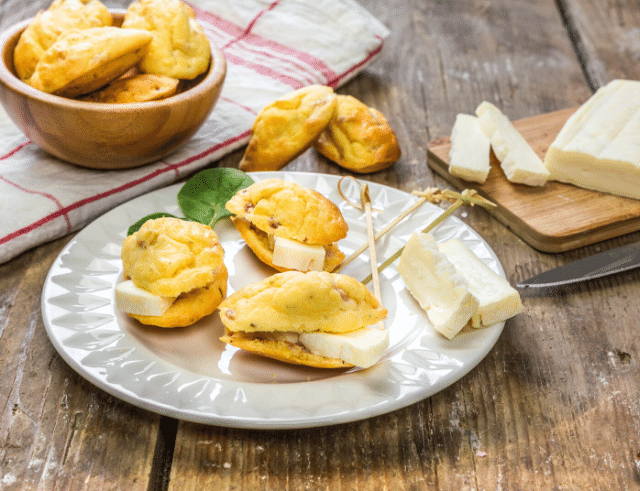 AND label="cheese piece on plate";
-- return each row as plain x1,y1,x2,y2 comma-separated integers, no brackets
448,113,491,183
438,238,524,327
398,233,479,339
115,280,176,316
299,327,389,368
475,101,550,186
544,79,640,200
272,236,326,271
